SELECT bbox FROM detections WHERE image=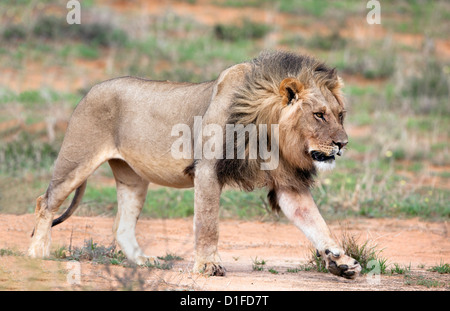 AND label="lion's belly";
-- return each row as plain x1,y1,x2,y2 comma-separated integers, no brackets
117,150,194,188
114,106,200,188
